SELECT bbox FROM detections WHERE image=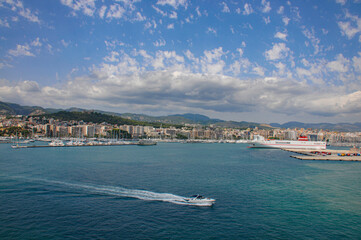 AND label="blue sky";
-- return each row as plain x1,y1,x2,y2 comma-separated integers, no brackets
1,0,361,123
